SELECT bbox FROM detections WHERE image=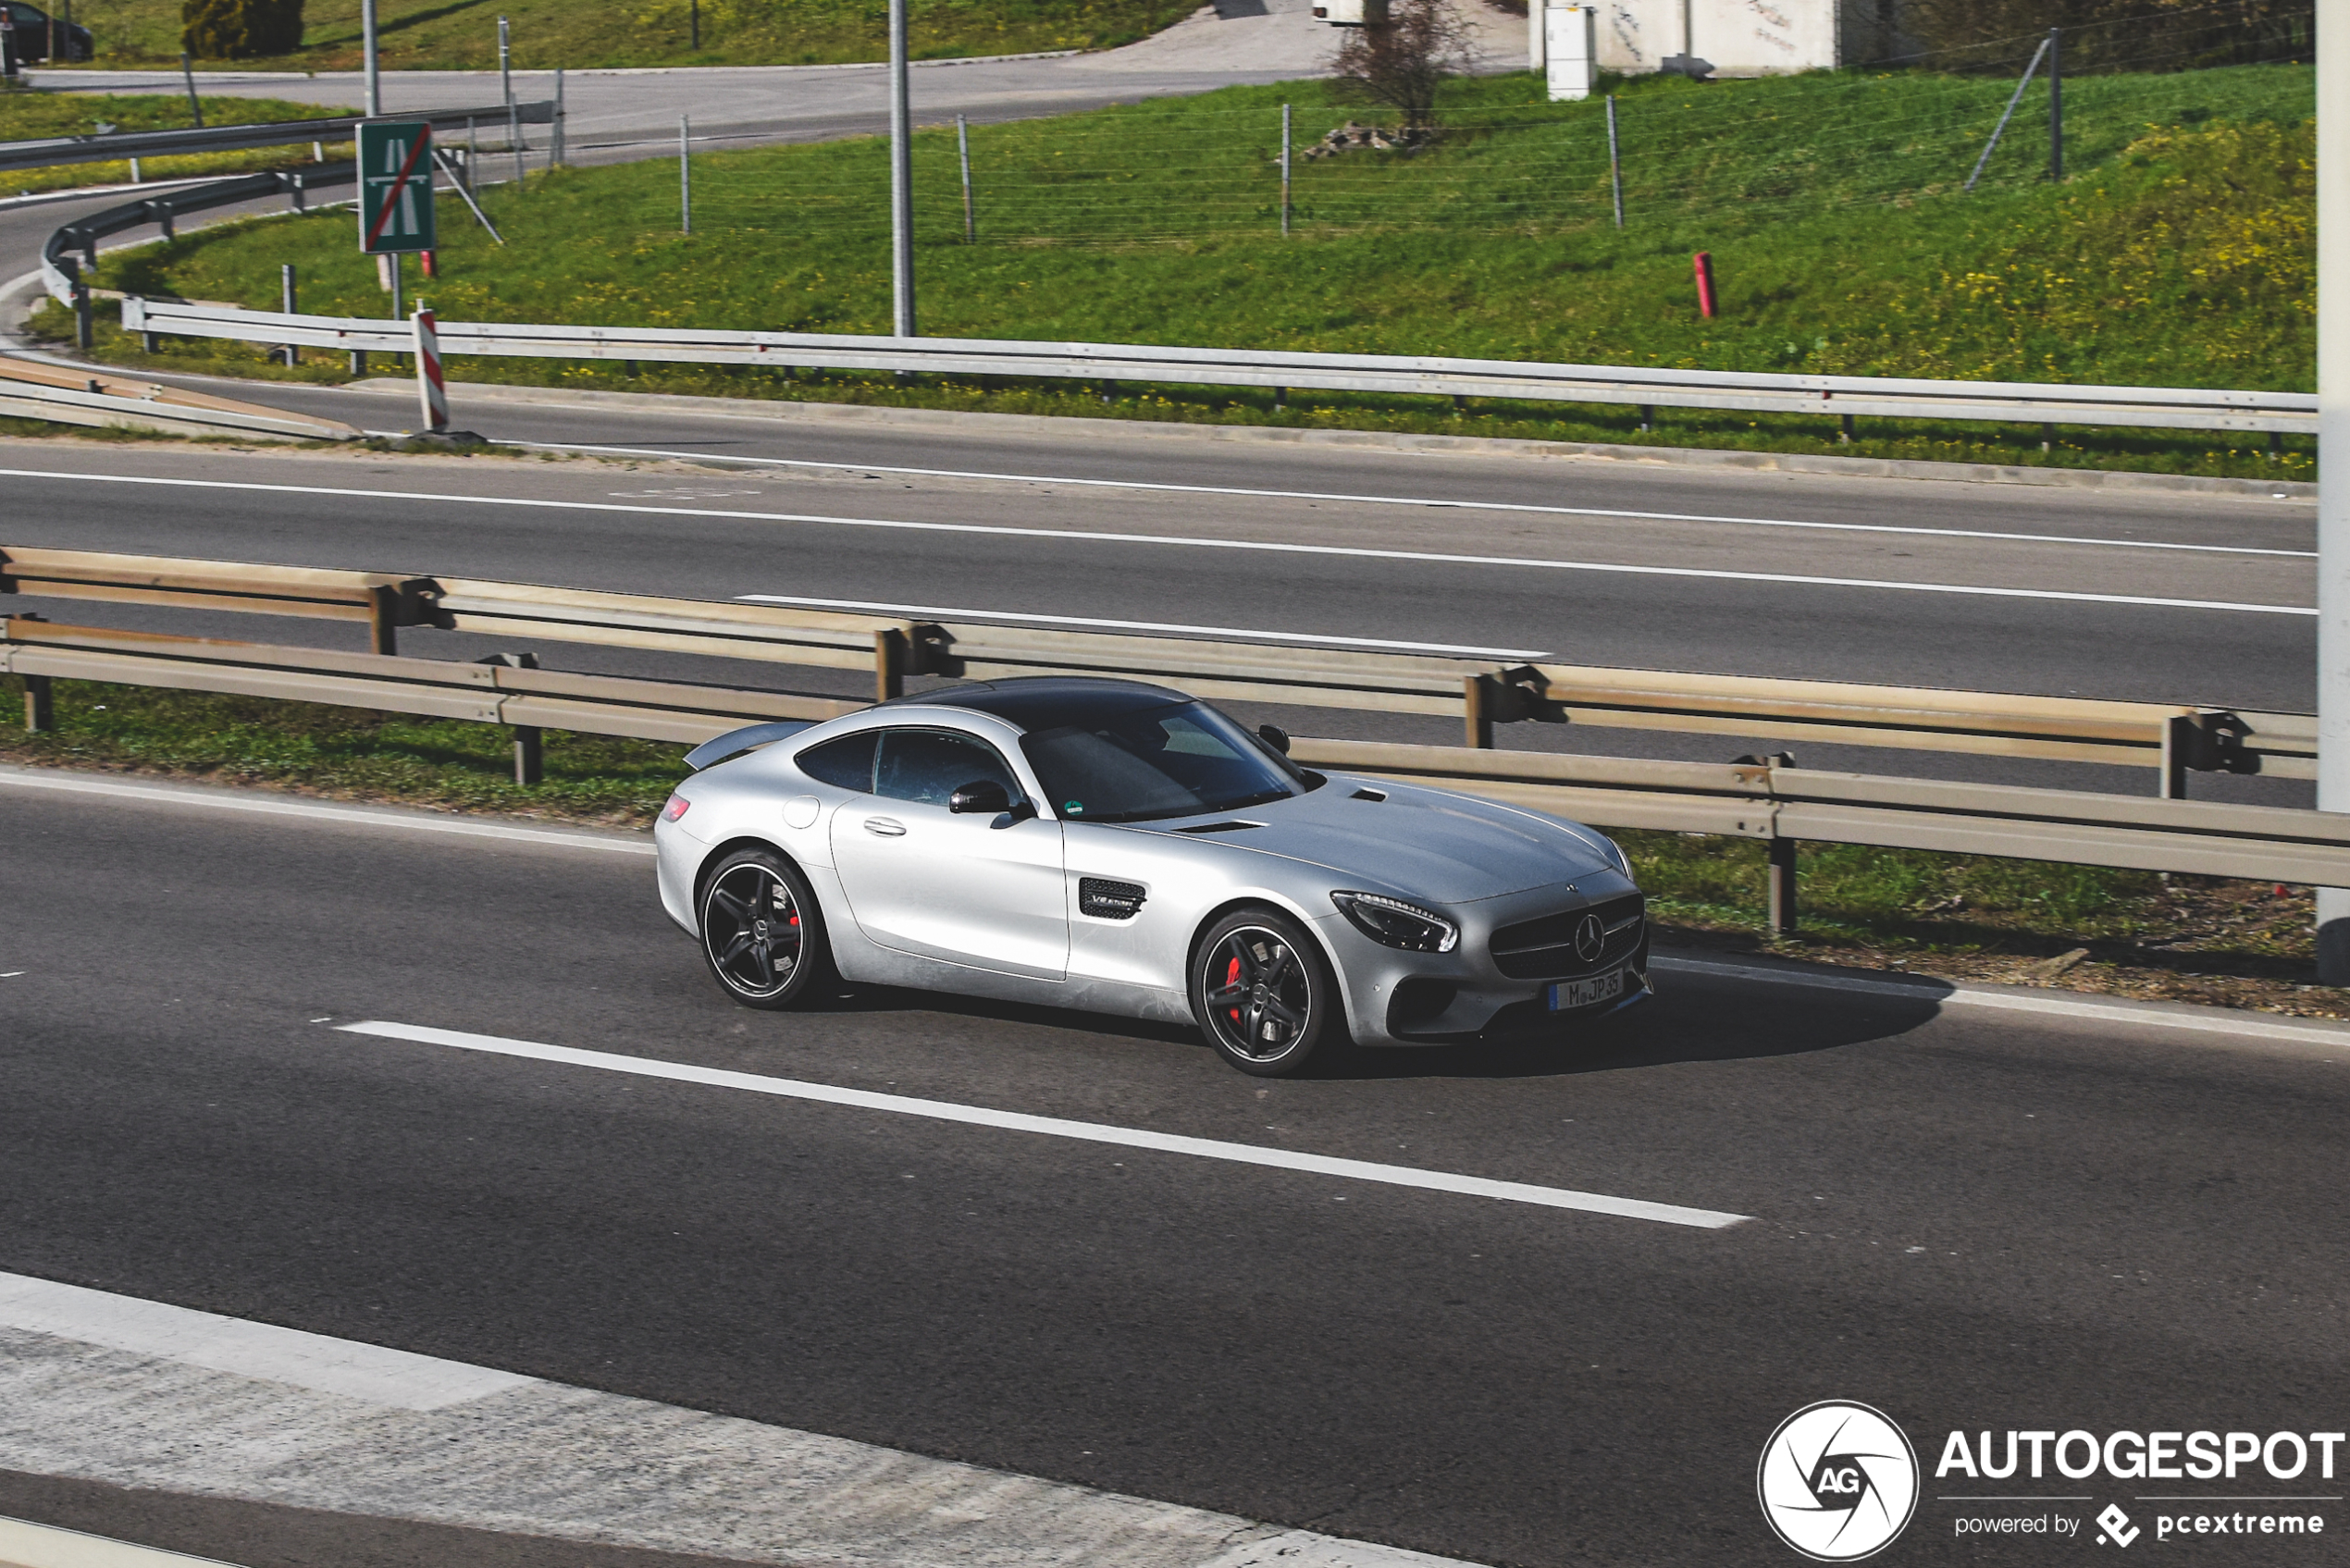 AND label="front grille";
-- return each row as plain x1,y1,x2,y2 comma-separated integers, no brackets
1490,893,1645,980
